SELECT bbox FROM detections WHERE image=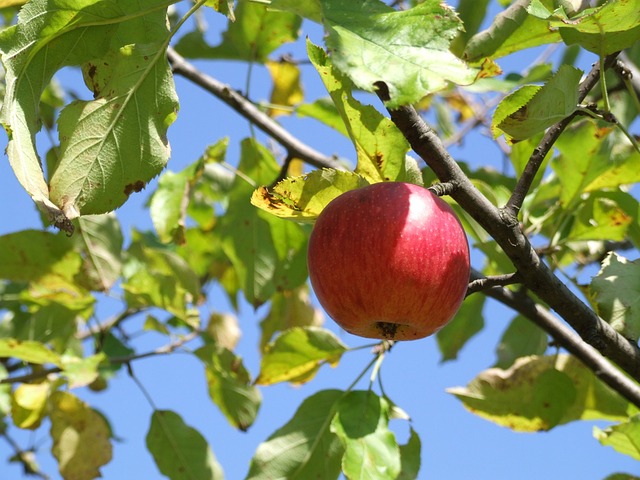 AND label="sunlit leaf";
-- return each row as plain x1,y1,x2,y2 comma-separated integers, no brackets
246,389,344,480
331,390,401,480
251,169,369,223
76,214,123,292
321,0,477,107
0,338,62,366
590,252,640,341
594,415,640,461
205,313,241,351
259,285,324,350
256,327,347,385
464,0,561,63
146,409,224,480
266,60,304,117
567,194,633,243
50,391,112,480
11,382,50,429
494,65,582,141
307,41,414,183
296,98,349,137
195,344,261,431
176,1,300,61
61,352,107,389
448,354,630,432
221,139,308,307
